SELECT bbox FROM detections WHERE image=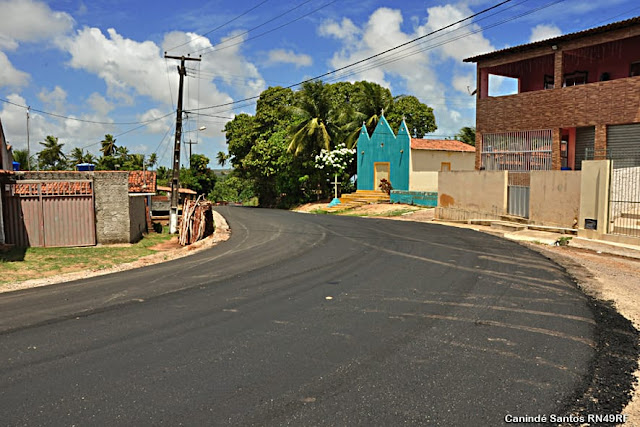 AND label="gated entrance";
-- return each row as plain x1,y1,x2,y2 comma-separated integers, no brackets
481,130,552,218
607,124,640,238
3,180,96,247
